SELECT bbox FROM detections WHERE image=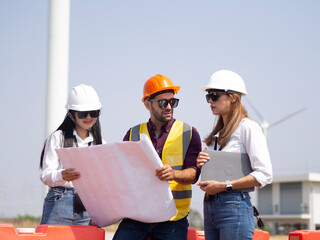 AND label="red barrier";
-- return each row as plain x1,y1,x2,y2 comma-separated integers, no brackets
187,228,205,240
0,224,105,240
289,230,320,240
252,229,269,240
